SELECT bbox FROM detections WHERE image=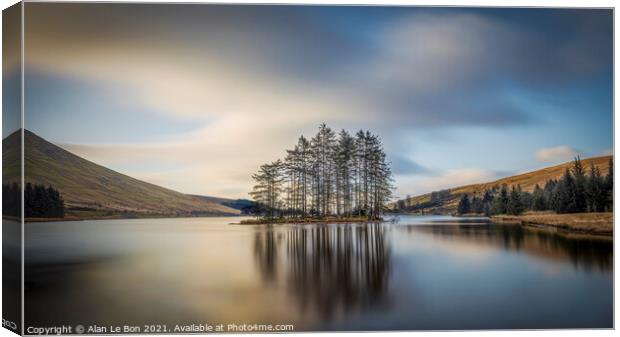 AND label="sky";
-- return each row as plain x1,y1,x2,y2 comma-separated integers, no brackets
11,4,613,199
